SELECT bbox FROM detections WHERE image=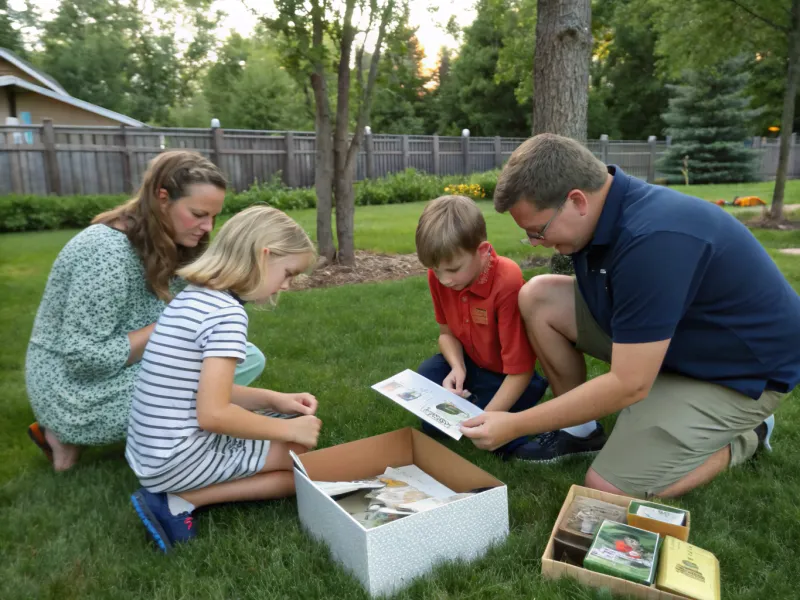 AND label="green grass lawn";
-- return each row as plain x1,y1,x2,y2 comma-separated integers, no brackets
2,187,800,599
